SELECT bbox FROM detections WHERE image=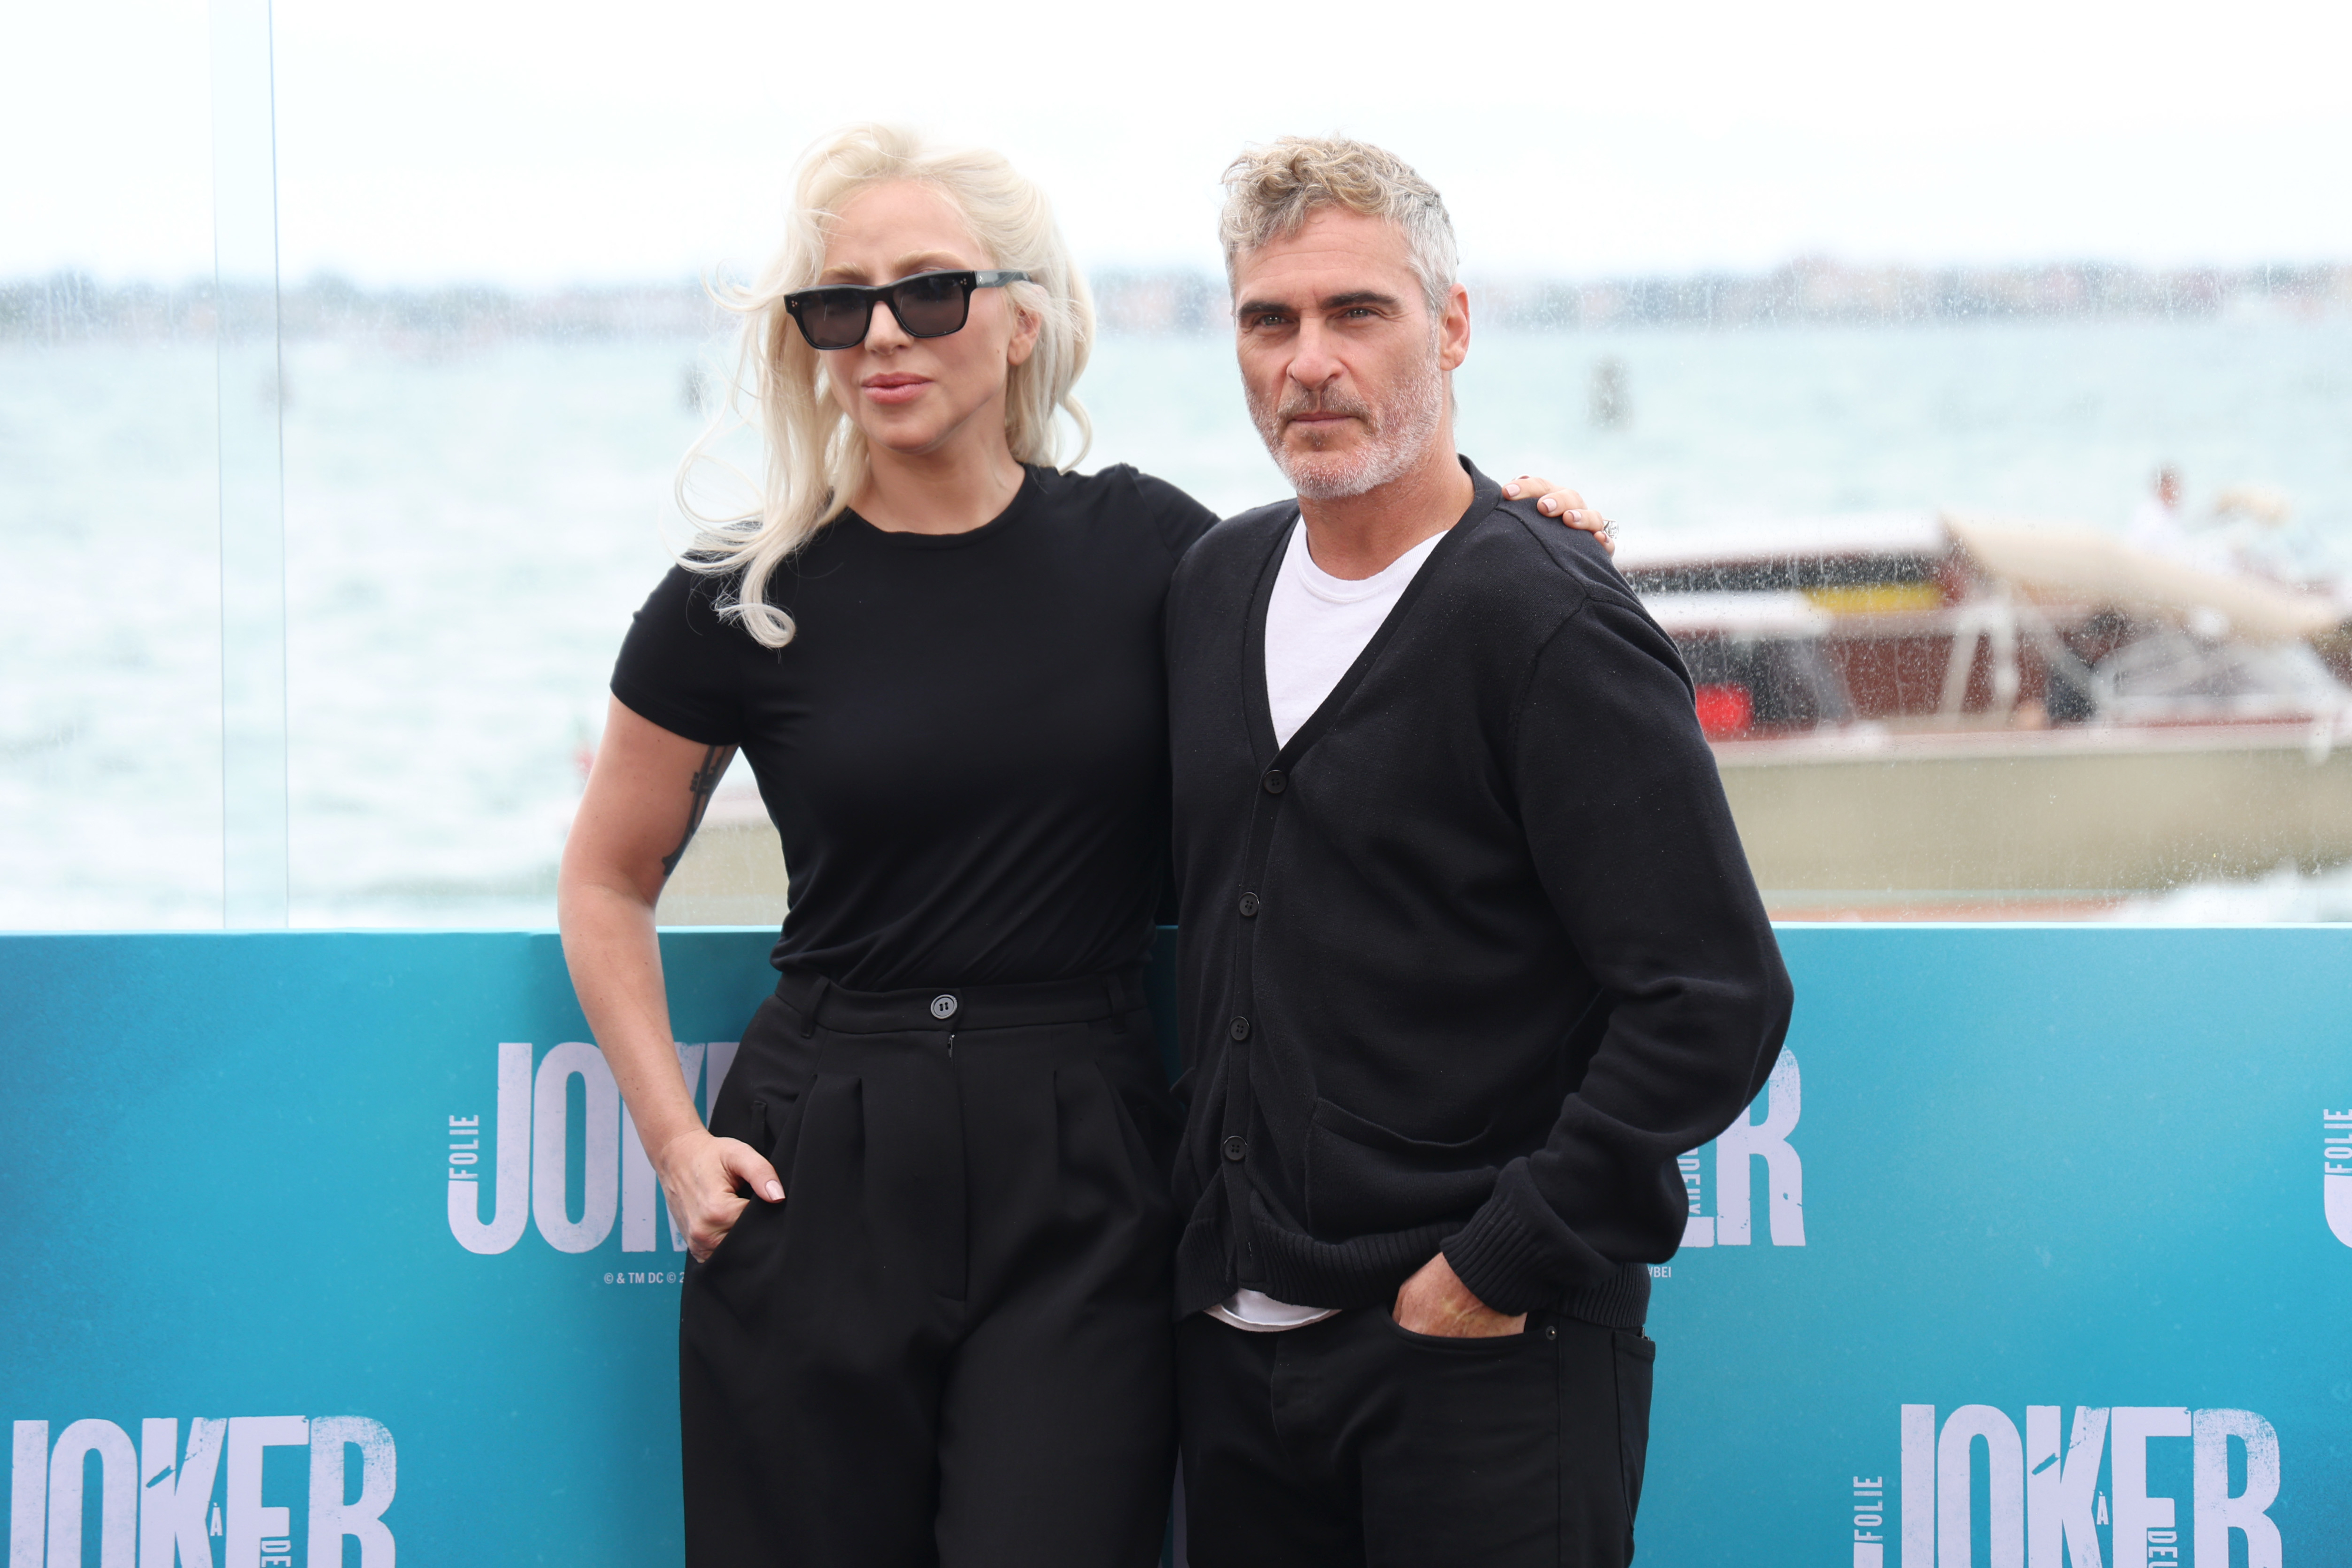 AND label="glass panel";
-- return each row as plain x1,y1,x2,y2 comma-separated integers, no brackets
212,0,292,927
1,2,225,930
276,309,728,925
18,6,2321,929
